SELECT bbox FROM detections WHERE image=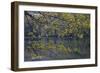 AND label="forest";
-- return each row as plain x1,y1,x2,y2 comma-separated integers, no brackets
24,11,90,61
